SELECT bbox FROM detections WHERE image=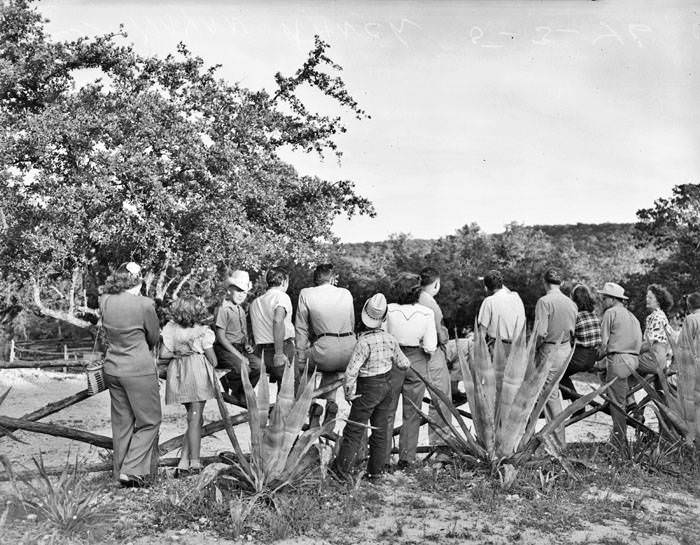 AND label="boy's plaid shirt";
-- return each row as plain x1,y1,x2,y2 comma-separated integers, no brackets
344,329,410,387
575,311,601,348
